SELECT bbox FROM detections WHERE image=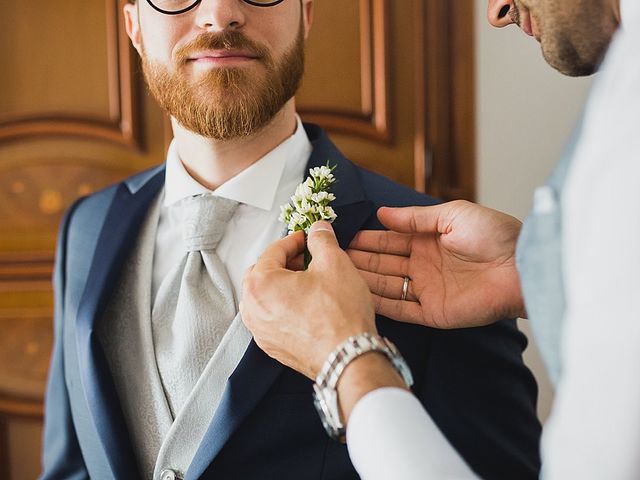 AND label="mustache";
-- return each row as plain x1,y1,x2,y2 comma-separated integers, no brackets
175,30,272,66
